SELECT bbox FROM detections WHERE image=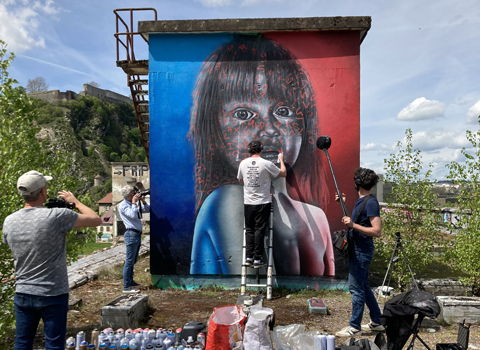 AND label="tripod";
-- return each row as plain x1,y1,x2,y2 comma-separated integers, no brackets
379,231,418,300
